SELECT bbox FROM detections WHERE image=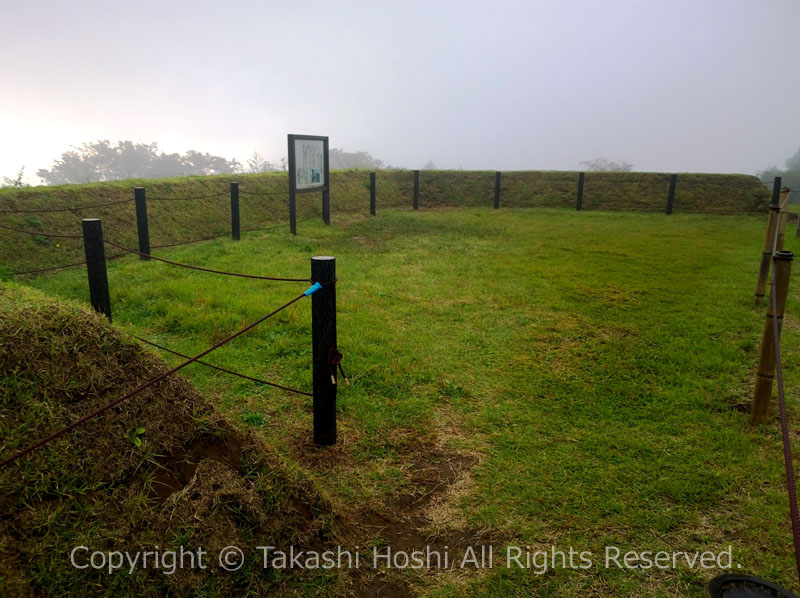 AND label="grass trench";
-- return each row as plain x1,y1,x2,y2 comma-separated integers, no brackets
9,206,800,596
